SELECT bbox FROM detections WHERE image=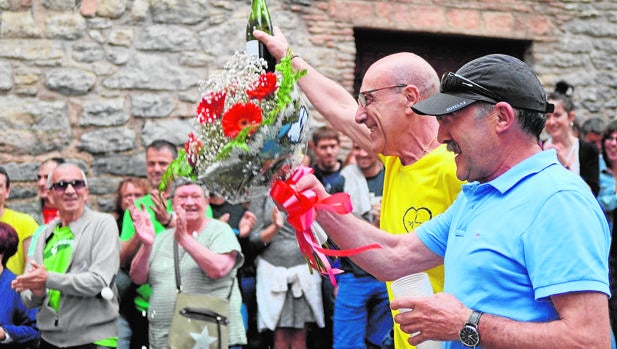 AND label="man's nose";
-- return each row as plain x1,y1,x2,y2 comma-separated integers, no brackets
355,107,367,124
